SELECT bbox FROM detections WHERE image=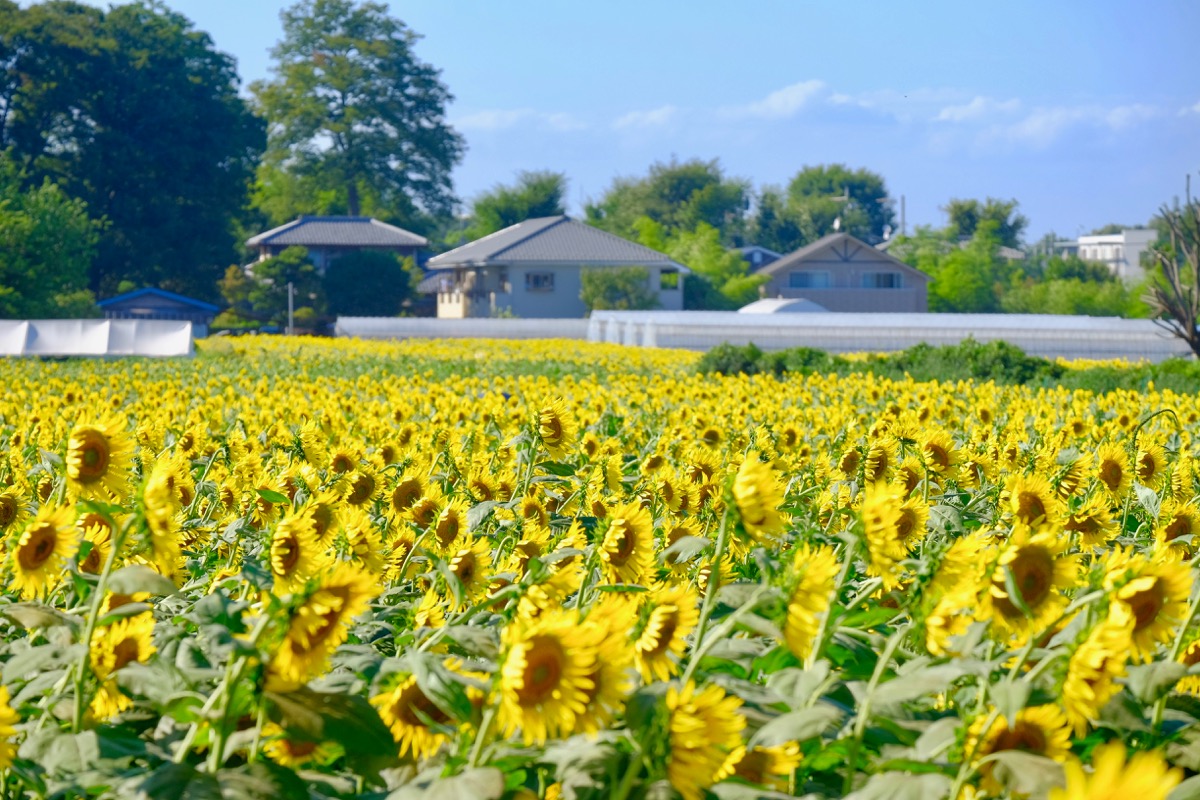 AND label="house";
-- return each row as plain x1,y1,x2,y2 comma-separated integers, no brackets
426,216,687,318
737,245,783,272
757,232,930,312
1061,229,1157,282
97,288,219,337
245,216,428,273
